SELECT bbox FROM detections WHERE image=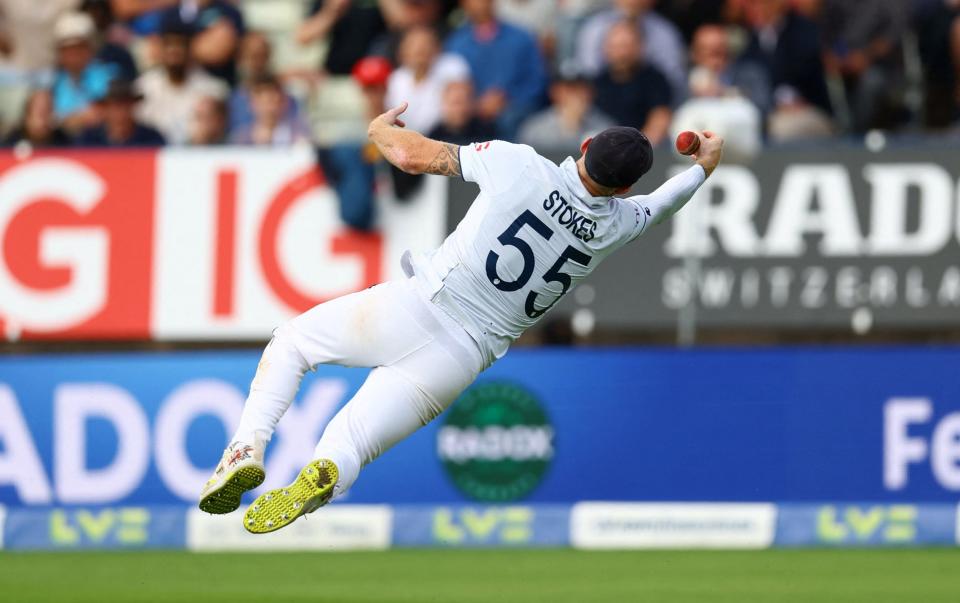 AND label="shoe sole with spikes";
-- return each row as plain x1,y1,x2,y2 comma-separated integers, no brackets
199,465,265,514
243,459,338,534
